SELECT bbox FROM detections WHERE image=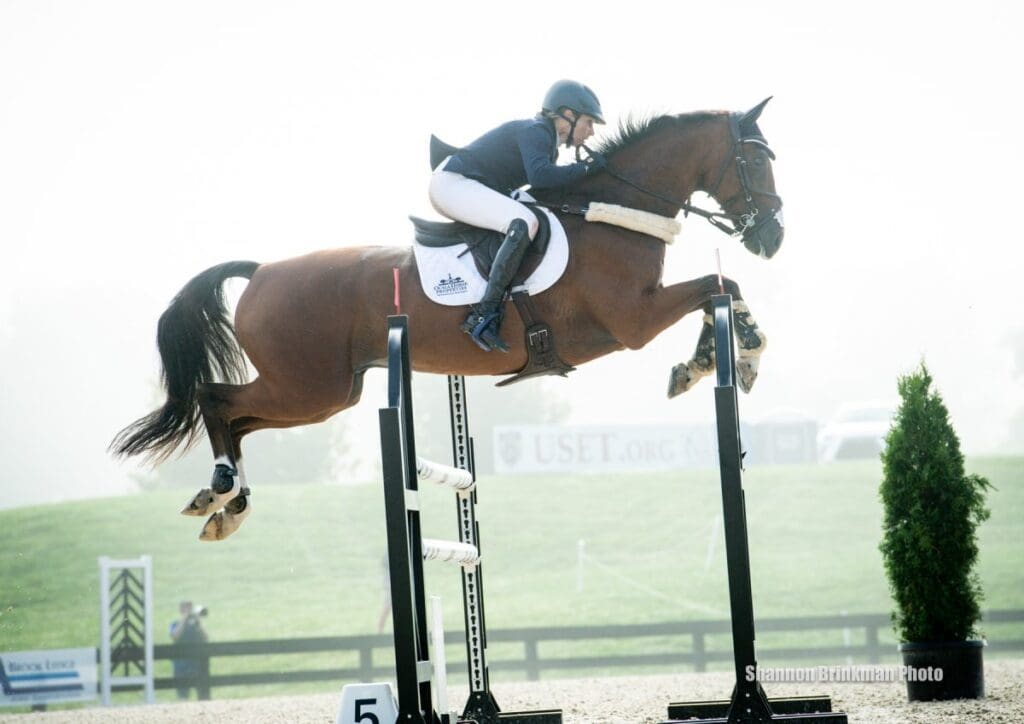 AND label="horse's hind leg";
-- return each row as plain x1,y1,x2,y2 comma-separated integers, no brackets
193,369,364,541
197,431,252,542
180,383,248,522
